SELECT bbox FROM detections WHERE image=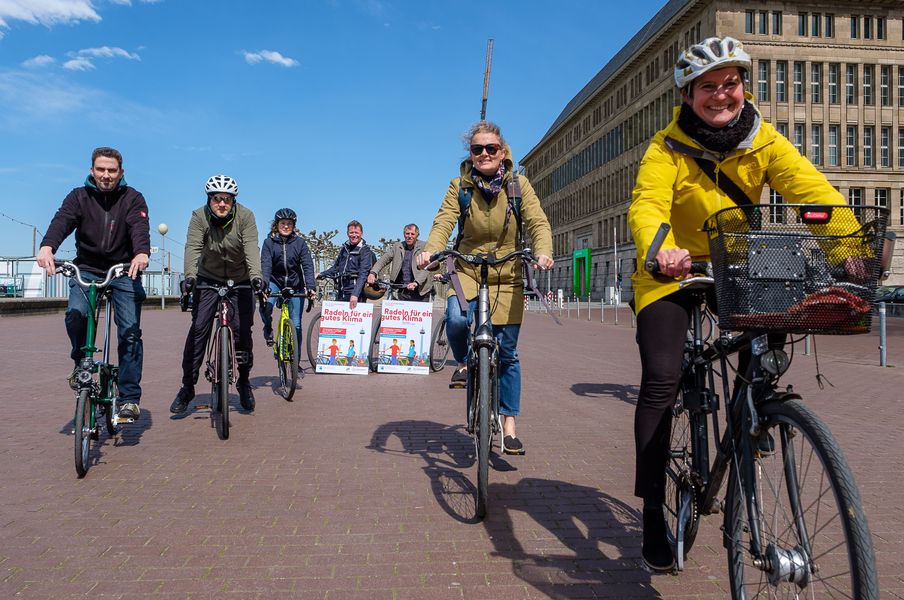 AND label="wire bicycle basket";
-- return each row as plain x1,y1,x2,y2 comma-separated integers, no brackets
705,204,887,335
